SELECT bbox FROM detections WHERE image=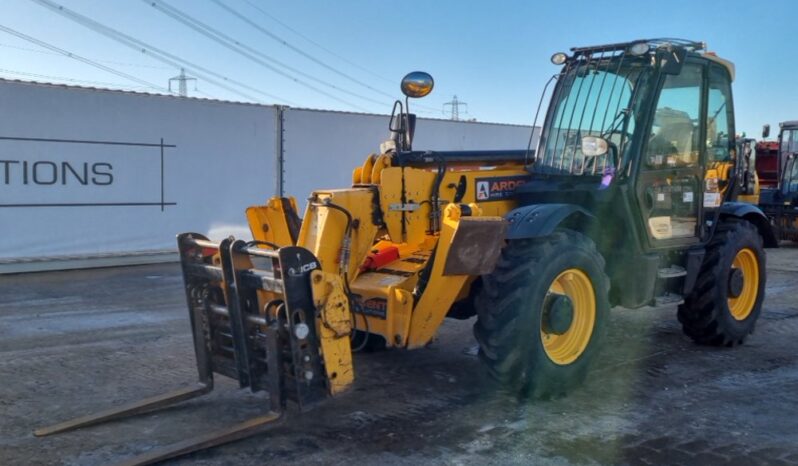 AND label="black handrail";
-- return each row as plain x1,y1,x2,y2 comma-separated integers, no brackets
394,149,531,165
